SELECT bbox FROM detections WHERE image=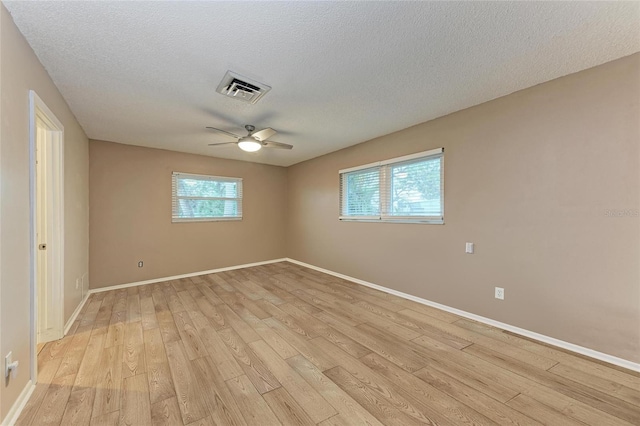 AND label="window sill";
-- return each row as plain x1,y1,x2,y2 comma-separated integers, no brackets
339,217,444,225
172,217,242,223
